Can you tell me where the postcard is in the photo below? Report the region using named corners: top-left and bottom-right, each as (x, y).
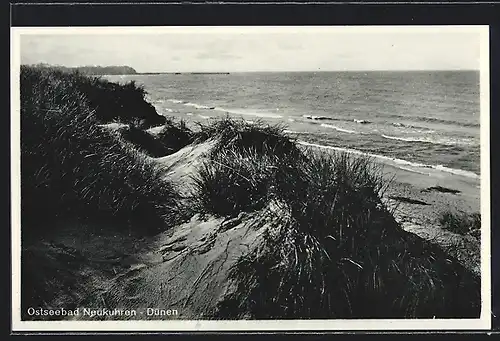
top-left (10, 25), bottom-right (491, 331)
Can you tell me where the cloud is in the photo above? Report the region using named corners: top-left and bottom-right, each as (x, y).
top-left (19, 28), bottom-right (482, 72)
top-left (196, 52), bottom-right (241, 61)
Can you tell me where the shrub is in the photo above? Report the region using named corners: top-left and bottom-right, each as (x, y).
top-left (22, 65), bottom-right (166, 127)
top-left (156, 118), bottom-right (194, 154)
top-left (438, 210), bottom-right (481, 237)
top-left (193, 149), bottom-right (280, 217)
top-left (79, 77), bottom-right (166, 128)
top-left (194, 117), bottom-right (301, 160)
top-left (116, 125), bottom-right (170, 157)
top-left (192, 118), bottom-right (306, 217)
top-left (20, 65), bottom-right (183, 235)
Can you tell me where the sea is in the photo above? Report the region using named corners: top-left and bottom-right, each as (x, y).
top-left (105, 71), bottom-right (481, 179)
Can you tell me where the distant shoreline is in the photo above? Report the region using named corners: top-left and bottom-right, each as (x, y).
top-left (137, 72), bottom-right (231, 75)
top-left (134, 70), bottom-right (478, 75)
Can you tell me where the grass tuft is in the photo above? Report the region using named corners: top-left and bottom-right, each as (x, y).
top-left (156, 117), bottom-right (195, 154)
top-left (438, 210), bottom-right (481, 238)
top-left (192, 117), bottom-right (305, 218)
top-left (115, 125), bottom-right (170, 157)
top-left (194, 116), bottom-right (301, 159)
top-left (193, 149), bottom-right (280, 217)
top-left (19, 65), bottom-right (481, 320)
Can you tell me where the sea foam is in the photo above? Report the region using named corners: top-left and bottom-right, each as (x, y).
top-left (320, 124), bottom-right (357, 134)
top-left (297, 140), bottom-right (479, 179)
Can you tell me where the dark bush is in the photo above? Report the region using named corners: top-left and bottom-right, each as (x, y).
top-left (20, 65), bottom-right (183, 234)
top-left (438, 210), bottom-right (481, 237)
top-left (116, 125), bottom-right (170, 157)
top-left (156, 118), bottom-right (194, 154)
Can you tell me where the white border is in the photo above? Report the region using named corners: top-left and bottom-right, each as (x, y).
top-left (10, 25), bottom-right (491, 332)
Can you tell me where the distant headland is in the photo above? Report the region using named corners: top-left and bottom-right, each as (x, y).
top-left (27, 64), bottom-right (232, 76)
top-left (29, 63), bottom-right (138, 75)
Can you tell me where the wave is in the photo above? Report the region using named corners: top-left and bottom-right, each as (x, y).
top-left (167, 99), bottom-right (185, 104)
top-left (320, 124), bottom-right (357, 134)
top-left (433, 165), bottom-right (480, 178)
top-left (198, 115), bottom-right (211, 119)
top-left (302, 115), bottom-right (331, 121)
top-left (380, 112), bottom-right (479, 128)
top-left (386, 114), bottom-right (479, 128)
top-left (184, 102), bottom-right (216, 110)
top-left (296, 140), bottom-right (479, 179)
top-left (381, 134), bottom-right (474, 146)
top-left (415, 116), bottom-right (480, 128)
top-left (220, 108), bottom-right (284, 119)
top-left (283, 130), bottom-right (305, 134)
top-left (392, 122), bottom-right (416, 128)
top-left (168, 100), bottom-right (284, 119)
top-left (392, 165), bottom-right (431, 176)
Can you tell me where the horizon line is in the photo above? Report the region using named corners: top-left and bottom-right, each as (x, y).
top-left (23, 63), bottom-right (479, 74)
top-left (135, 69), bottom-right (480, 73)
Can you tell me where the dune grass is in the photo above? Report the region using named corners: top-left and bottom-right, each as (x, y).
top-left (194, 117), bottom-right (301, 159)
top-left (114, 117), bottom-right (194, 158)
top-left (20, 65), bottom-right (189, 318)
top-left (23, 65), bottom-right (166, 128)
top-left (115, 124), bottom-right (171, 157)
top-left (214, 150), bottom-right (480, 319)
top-left (192, 117), bottom-right (306, 217)
top-left (20, 65), bottom-right (183, 235)
top-left (438, 209), bottom-right (481, 238)
top-left (193, 149), bottom-right (280, 217)
top-left (188, 118), bottom-right (481, 319)
top-left (156, 117), bottom-right (195, 153)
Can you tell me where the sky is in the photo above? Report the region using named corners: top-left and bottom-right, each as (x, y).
top-left (18, 27), bottom-right (483, 73)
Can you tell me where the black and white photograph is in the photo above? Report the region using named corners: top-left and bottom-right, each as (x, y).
top-left (10, 25), bottom-right (491, 331)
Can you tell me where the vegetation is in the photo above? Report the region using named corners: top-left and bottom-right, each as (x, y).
top-left (438, 209), bottom-right (481, 238)
top-left (31, 63), bottom-right (138, 75)
top-left (114, 117), bottom-right (194, 157)
top-left (157, 118), bottom-right (195, 153)
top-left (187, 118), bottom-right (481, 319)
top-left (192, 117), bottom-right (306, 217)
top-left (20, 65), bottom-right (183, 235)
top-left (115, 124), bottom-right (170, 157)
top-left (194, 117), bottom-right (301, 159)
top-left (20, 65), bottom-right (191, 317)
top-left (24, 65), bottom-right (165, 127)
